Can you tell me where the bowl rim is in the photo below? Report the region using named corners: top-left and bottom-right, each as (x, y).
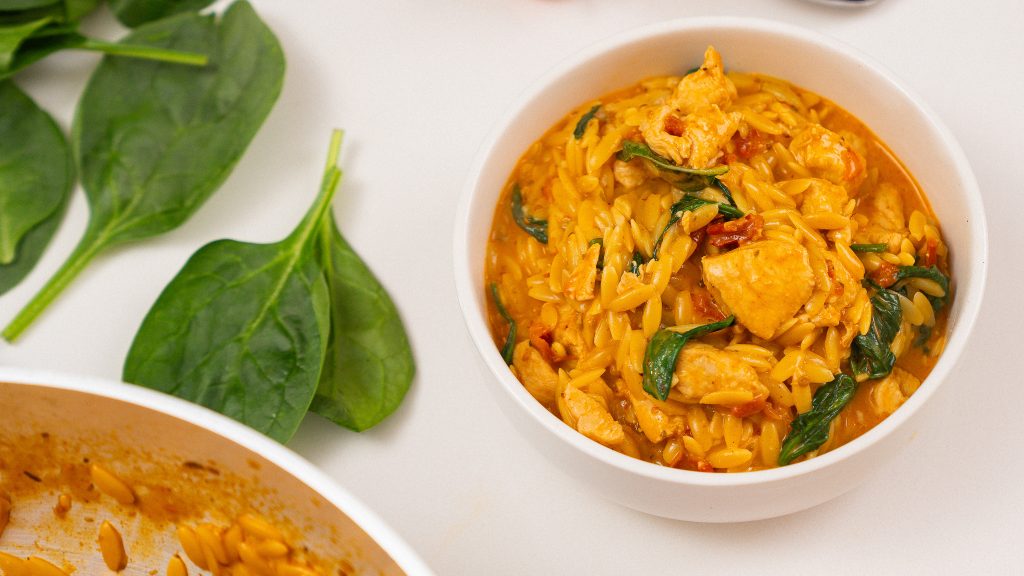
top-left (453, 16), bottom-right (988, 488)
top-left (0, 366), bottom-right (435, 576)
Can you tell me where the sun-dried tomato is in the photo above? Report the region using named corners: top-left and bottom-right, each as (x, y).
top-left (691, 290), bottom-right (725, 322)
top-left (922, 238), bottom-right (939, 267)
top-left (664, 114), bottom-right (686, 137)
top-left (707, 214), bottom-right (764, 249)
top-left (529, 321), bottom-right (554, 363)
top-left (734, 128), bottom-right (770, 160)
top-left (869, 260), bottom-right (900, 288)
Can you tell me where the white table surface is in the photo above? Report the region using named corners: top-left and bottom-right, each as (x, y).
top-left (4, 0), bottom-right (1023, 574)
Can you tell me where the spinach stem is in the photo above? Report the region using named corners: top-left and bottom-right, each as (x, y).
top-left (77, 39), bottom-right (209, 66)
top-left (2, 234), bottom-right (105, 342)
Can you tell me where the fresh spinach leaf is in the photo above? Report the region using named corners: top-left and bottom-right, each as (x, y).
top-left (850, 243), bottom-right (887, 253)
top-left (0, 200), bottom-right (65, 295)
top-left (124, 132), bottom-right (343, 443)
top-left (778, 373), bottom-right (856, 465)
top-left (850, 288), bottom-right (902, 379)
top-left (489, 283), bottom-right (516, 365)
top-left (712, 177), bottom-right (735, 207)
top-left (309, 214), bottom-right (415, 432)
top-left (0, 16), bottom-right (49, 70)
top-left (0, 81), bottom-right (71, 269)
top-left (109, 0), bottom-right (216, 28)
top-left (4, 0), bottom-right (284, 341)
top-left (510, 184), bottom-right (548, 244)
top-left (894, 265), bottom-right (949, 312)
top-left (573, 104), bottom-right (599, 140)
top-left (913, 323), bottom-right (933, 353)
top-left (618, 140), bottom-right (729, 177)
top-left (642, 316), bottom-right (735, 401)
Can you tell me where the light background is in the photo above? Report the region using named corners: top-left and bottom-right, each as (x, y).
top-left (4, 0), bottom-right (1022, 574)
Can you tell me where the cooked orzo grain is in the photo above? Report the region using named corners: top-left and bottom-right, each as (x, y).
top-left (485, 46), bottom-right (951, 471)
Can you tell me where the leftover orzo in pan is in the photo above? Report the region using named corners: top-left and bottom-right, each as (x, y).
top-left (485, 46), bottom-right (951, 472)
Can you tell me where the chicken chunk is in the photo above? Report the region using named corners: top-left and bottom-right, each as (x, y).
top-left (560, 382), bottom-right (625, 447)
top-left (853, 183), bottom-right (906, 247)
top-left (670, 45), bottom-right (738, 115)
top-left (513, 341), bottom-right (557, 407)
top-left (564, 243), bottom-right (601, 301)
top-left (869, 366), bottom-right (922, 417)
top-left (672, 343), bottom-right (768, 402)
top-left (701, 240), bottom-right (814, 339)
top-left (789, 124), bottom-right (865, 190)
top-left (807, 252), bottom-right (861, 327)
top-left (800, 179), bottom-right (850, 218)
top-left (629, 392), bottom-right (686, 443)
top-left (640, 105), bottom-right (740, 168)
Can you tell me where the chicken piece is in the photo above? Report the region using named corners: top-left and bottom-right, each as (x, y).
top-left (869, 366), bottom-right (922, 417)
top-left (800, 179), bottom-right (850, 218)
top-left (560, 382), bottom-right (625, 447)
top-left (553, 308), bottom-right (585, 359)
top-left (629, 392), bottom-right (686, 443)
top-left (853, 183), bottom-right (906, 247)
top-left (564, 242), bottom-right (601, 301)
top-left (613, 158), bottom-right (649, 188)
top-left (640, 104), bottom-right (740, 168)
top-left (672, 343), bottom-right (768, 402)
top-left (513, 341), bottom-right (558, 407)
top-left (670, 45), bottom-right (738, 115)
top-left (701, 240), bottom-right (814, 339)
top-left (789, 124), bottom-right (866, 190)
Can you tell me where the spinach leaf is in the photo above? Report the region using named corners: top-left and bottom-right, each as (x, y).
top-left (628, 250), bottom-right (644, 276)
top-left (778, 373), bottom-right (856, 465)
top-left (4, 0), bottom-right (284, 341)
top-left (0, 1), bottom-right (59, 9)
top-left (0, 200), bottom-right (65, 295)
top-left (642, 316), bottom-right (735, 401)
top-left (0, 16), bottom-right (49, 70)
top-left (124, 132), bottom-right (343, 443)
top-left (651, 195), bottom-right (742, 259)
top-left (894, 265), bottom-right (949, 312)
top-left (510, 184), bottom-right (548, 244)
top-left (109, 0), bottom-right (216, 28)
top-left (618, 140), bottom-right (729, 177)
top-left (850, 288), bottom-right (902, 379)
top-left (308, 214), bottom-right (415, 432)
top-left (0, 81), bottom-right (71, 268)
top-left (850, 243), bottom-right (887, 253)
top-left (489, 283), bottom-right (516, 365)
top-left (573, 104), bottom-right (599, 140)
top-left (712, 177), bottom-right (735, 207)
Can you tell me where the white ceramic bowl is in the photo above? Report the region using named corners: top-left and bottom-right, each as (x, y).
top-left (454, 17), bottom-right (987, 522)
top-left (0, 367), bottom-right (434, 574)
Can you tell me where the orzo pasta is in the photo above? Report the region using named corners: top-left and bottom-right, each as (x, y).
top-left (485, 46), bottom-right (951, 472)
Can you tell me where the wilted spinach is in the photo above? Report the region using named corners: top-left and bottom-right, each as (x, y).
top-left (309, 214), bottom-right (415, 432)
top-left (650, 194), bottom-right (742, 259)
top-left (126, 131), bottom-right (416, 441)
top-left (777, 373), bottom-right (856, 465)
top-left (573, 104), bottom-right (599, 140)
top-left (617, 140), bottom-right (729, 177)
top-left (511, 184), bottom-right (548, 244)
top-left (0, 81), bottom-right (71, 276)
top-left (894, 265), bottom-right (949, 312)
top-left (850, 243), bottom-right (887, 253)
top-left (489, 283), bottom-right (516, 365)
top-left (3, 0), bottom-right (284, 341)
top-left (108, 0), bottom-right (215, 27)
top-left (850, 287), bottom-right (902, 380)
top-left (642, 316), bottom-right (735, 401)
